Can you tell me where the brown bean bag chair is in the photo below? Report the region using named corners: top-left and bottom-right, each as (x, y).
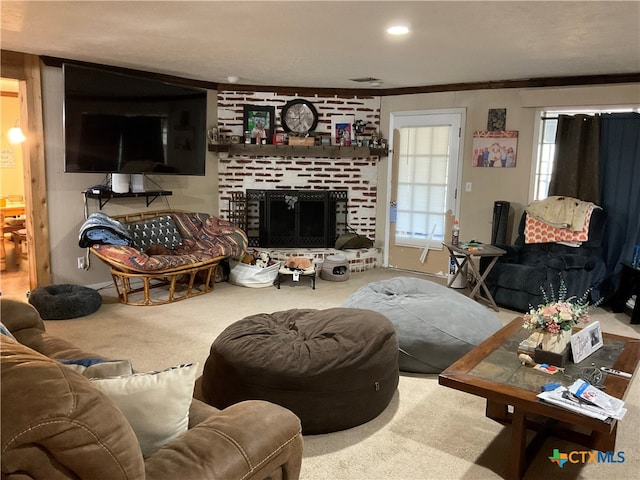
top-left (201, 308), bottom-right (399, 434)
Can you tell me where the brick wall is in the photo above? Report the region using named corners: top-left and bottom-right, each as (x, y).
top-left (216, 91), bottom-right (381, 240)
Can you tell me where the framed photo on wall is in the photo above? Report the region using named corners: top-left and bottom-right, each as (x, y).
top-left (331, 115), bottom-right (355, 146)
top-left (471, 130), bottom-right (518, 167)
top-left (243, 105), bottom-right (275, 144)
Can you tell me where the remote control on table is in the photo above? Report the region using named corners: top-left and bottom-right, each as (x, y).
top-left (600, 366), bottom-right (632, 378)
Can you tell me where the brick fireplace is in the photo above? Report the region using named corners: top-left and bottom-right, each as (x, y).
top-left (243, 189), bottom-right (348, 248)
top-left (216, 90), bottom-right (383, 269)
top-left (216, 91), bottom-right (382, 238)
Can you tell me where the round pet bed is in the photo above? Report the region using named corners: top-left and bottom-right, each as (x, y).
top-left (28, 284), bottom-right (102, 320)
top-left (320, 254), bottom-right (350, 282)
top-left (201, 308), bottom-right (399, 434)
top-left (341, 277), bottom-right (502, 374)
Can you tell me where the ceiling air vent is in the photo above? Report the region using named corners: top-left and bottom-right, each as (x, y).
top-left (350, 77), bottom-right (382, 83)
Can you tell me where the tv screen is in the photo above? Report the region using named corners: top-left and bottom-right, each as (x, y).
top-left (63, 63), bottom-right (207, 175)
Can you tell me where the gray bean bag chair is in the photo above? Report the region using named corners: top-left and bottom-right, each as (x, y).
top-left (342, 277), bottom-right (502, 373)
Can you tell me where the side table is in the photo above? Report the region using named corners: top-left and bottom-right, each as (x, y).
top-left (611, 263), bottom-right (640, 324)
top-left (443, 242), bottom-right (506, 311)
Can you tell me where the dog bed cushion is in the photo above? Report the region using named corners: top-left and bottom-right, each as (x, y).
top-left (28, 284), bottom-right (102, 320)
top-left (341, 277), bottom-right (502, 373)
top-left (201, 308), bottom-right (399, 434)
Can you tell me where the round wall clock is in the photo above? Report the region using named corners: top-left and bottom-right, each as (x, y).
top-left (281, 99), bottom-right (319, 135)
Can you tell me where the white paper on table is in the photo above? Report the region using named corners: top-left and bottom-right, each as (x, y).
top-left (568, 379), bottom-right (626, 420)
top-left (538, 387), bottom-right (613, 421)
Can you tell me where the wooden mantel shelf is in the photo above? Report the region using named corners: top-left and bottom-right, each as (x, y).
top-left (208, 143), bottom-right (388, 157)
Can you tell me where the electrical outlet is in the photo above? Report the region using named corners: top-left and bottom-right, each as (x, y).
top-left (465, 182), bottom-right (472, 192)
top-left (77, 257), bottom-right (86, 269)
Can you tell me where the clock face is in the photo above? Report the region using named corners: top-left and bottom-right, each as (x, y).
top-left (281, 100), bottom-right (318, 134)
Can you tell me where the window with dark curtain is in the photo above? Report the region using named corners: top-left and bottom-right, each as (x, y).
top-left (548, 114), bottom-right (600, 203)
top-left (547, 112), bottom-right (640, 300)
top-left (599, 112), bottom-right (640, 298)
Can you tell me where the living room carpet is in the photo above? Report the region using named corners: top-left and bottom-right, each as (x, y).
top-left (22, 268), bottom-right (640, 480)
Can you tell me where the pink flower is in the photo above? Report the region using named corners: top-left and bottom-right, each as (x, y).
top-left (522, 280), bottom-right (598, 333)
top-left (545, 322), bottom-right (561, 333)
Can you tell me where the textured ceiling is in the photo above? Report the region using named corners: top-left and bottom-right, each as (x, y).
top-left (1, 1), bottom-right (639, 89)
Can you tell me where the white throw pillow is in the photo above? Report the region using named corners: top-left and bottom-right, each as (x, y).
top-left (91, 363), bottom-right (198, 457)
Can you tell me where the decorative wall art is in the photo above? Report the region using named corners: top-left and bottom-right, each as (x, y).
top-left (331, 115), bottom-right (355, 146)
top-left (472, 130), bottom-right (518, 168)
top-left (243, 105), bottom-right (275, 144)
top-left (487, 108), bottom-right (507, 131)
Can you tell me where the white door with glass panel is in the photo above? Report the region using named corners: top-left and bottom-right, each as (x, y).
top-left (385, 110), bottom-right (464, 270)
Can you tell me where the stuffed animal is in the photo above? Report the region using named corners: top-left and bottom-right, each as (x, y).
top-left (285, 255), bottom-right (312, 271)
top-left (255, 251), bottom-right (271, 268)
top-left (241, 253), bottom-right (255, 265)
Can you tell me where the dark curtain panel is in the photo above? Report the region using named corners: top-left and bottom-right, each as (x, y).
top-left (599, 112), bottom-right (640, 298)
top-left (548, 114), bottom-right (600, 203)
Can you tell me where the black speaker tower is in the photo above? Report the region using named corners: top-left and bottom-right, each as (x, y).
top-left (491, 201), bottom-right (510, 245)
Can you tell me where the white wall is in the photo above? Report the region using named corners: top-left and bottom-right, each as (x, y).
top-left (42, 65), bottom-right (220, 286)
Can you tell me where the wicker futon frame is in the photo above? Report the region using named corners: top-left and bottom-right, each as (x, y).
top-left (90, 210), bottom-right (224, 306)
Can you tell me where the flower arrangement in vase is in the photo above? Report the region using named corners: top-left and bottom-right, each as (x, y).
top-left (523, 278), bottom-right (597, 358)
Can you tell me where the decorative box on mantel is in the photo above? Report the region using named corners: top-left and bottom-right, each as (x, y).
top-left (288, 136), bottom-right (315, 146)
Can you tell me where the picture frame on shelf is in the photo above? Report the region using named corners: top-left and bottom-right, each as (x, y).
top-left (273, 132), bottom-right (286, 145)
top-left (331, 115), bottom-right (355, 146)
top-left (243, 105), bottom-right (275, 144)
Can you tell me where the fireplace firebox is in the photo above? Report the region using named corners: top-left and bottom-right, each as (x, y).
top-left (232, 190), bottom-right (348, 248)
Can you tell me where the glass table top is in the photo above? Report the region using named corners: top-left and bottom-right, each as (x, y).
top-left (468, 327), bottom-right (624, 393)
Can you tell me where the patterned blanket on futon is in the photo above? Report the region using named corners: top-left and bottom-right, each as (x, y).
top-left (91, 212), bottom-right (247, 272)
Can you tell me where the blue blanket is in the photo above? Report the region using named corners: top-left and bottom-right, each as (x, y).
top-left (78, 212), bottom-right (133, 248)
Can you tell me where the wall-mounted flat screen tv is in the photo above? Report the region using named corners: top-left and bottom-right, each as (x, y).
top-left (63, 63), bottom-right (207, 175)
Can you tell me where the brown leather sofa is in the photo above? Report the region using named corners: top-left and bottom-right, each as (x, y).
top-left (0, 299), bottom-right (303, 480)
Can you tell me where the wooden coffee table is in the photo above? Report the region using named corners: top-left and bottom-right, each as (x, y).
top-left (439, 317), bottom-right (639, 480)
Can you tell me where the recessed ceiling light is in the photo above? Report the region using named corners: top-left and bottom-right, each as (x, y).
top-left (226, 76), bottom-right (239, 83)
top-left (387, 25), bottom-right (409, 35)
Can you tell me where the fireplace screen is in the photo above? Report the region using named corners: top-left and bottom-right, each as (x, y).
top-left (240, 189), bottom-right (348, 248)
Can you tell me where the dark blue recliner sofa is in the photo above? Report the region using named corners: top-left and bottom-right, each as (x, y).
top-left (481, 208), bottom-right (607, 312)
